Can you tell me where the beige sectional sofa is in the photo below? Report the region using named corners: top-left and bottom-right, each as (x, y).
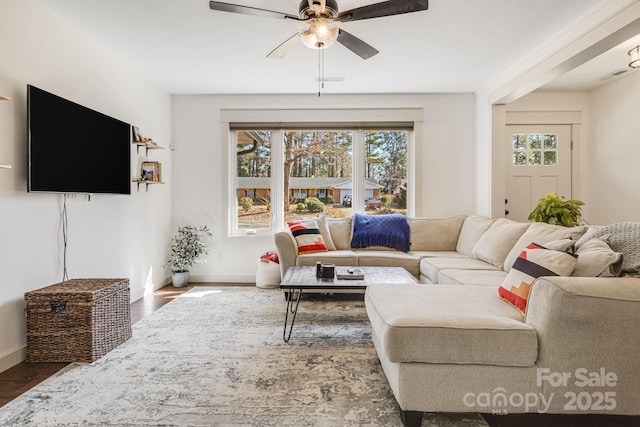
top-left (273, 214), bottom-right (640, 426)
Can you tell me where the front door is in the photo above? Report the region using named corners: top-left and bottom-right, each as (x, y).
top-left (505, 125), bottom-right (572, 222)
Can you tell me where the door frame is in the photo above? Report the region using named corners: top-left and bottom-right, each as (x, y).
top-left (492, 110), bottom-right (584, 219)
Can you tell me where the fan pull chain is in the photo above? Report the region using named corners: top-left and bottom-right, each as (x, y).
top-left (318, 47), bottom-right (322, 97)
top-left (322, 49), bottom-right (325, 91)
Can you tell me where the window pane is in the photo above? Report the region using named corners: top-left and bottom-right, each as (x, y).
top-left (235, 131), bottom-right (272, 231)
top-left (513, 151), bottom-right (526, 165)
top-left (528, 134), bottom-right (542, 149)
top-left (543, 134), bottom-right (557, 149)
top-left (528, 151), bottom-right (541, 165)
top-left (543, 151), bottom-right (557, 165)
top-left (283, 130), bottom-right (353, 222)
top-left (363, 131), bottom-right (408, 216)
top-left (513, 134), bottom-right (526, 150)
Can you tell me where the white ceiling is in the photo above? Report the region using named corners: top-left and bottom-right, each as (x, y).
top-left (37, 0), bottom-right (637, 95)
top-left (539, 32), bottom-right (640, 92)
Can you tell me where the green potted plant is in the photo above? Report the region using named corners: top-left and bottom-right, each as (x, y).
top-left (528, 191), bottom-right (585, 227)
top-left (165, 225), bottom-right (212, 287)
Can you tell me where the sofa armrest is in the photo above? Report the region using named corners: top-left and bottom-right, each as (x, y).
top-left (524, 276), bottom-right (640, 413)
top-left (274, 230), bottom-right (298, 278)
top-left (526, 277), bottom-right (640, 358)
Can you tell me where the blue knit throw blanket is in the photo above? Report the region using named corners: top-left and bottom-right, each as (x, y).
top-left (350, 213), bottom-right (410, 252)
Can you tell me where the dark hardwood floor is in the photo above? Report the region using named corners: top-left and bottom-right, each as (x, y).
top-left (0, 283), bottom-right (194, 408)
top-left (1, 284), bottom-right (637, 427)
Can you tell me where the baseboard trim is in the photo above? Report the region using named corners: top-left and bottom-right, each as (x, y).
top-left (0, 346), bottom-right (26, 373)
top-left (130, 277), bottom-right (173, 302)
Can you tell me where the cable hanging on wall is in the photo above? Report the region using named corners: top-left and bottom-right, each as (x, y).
top-left (62, 194), bottom-right (69, 281)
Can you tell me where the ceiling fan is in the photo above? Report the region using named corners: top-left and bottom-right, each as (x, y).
top-left (208, 0), bottom-right (429, 59)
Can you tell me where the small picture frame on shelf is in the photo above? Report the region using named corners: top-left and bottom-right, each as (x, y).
top-left (132, 126), bottom-right (141, 143)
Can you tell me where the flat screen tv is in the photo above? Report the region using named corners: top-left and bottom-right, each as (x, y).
top-left (28, 85), bottom-right (131, 195)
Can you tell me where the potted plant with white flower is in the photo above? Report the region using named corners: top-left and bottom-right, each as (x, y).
top-left (165, 225), bottom-right (212, 287)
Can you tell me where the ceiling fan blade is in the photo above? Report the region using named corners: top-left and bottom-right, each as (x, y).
top-left (266, 34), bottom-right (301, 58)
top-left (337, 29), bottom-right (379, 59)
top-left (338, 0), bottom-right (428, 22)
top-left (209, 1), bottom-right (300, 21)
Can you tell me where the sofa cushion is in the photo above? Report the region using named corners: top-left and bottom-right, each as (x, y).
top-left (456, 215), bottom-right (495, 257)
top-left (438, 269), bottom-right (507, 287)
top-left (309, 215), bottom-right (336, 251)
top-left (297, 250), bottom-right (358, 267)
top-left (503, 222), bottom-right (586, 273)
top-left (408, 215), bottom-right (466, 251)
top-left (499, 243), bottom-right (577, 313)
top-left (472, 218), bottom-right (530, 269)
top-left (290, 216), bottom-right (336, 251)
top-left (288, 220), bottom-right (328, 254)
top-left (576, 222), bottom-right (640, 273)
top-left (410, 250), bottom-right (468, 259)
top-left (327, 217), bottom-right (352, 250)
top-left (355, 251), bottom-right (421, 277)
top-left (572, 235), bottom-right (623, 277)
top-left (365, 284), bottom-right (538, 366)
top-left (420, 257), bottom-right (499, 284)
top-left (351, 213), bottom-right (410, 252)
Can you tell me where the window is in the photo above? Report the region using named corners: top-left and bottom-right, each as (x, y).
top-left (227, 117), bottom-right (415, 236)
top-left (363, 130), bottom-right (408, 215)
top-left (512, 133), bottom-right (558, 166)
top-left (292, 189), bottom-right (308, 201)
top-left (284, 130), bottom-right (353, 222)
top-left (235, 131), bottom-right (272, 231)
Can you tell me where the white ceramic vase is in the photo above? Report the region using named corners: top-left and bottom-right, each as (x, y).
top-left (172, 271), bottom-right (189, 288)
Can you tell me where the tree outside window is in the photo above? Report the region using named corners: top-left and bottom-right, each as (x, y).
top-left (232, 128), bottom-right (409, 233)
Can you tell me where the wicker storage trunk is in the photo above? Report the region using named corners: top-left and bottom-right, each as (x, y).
top-left (25, 278), bottom-right (132, 363)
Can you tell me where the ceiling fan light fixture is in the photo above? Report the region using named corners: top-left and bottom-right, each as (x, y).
top-left (299, 18), bottom-right (339, 49)
top-left (629, 45), bottom-right (640, 68)
top-left (298, 0), bottom-right (338, 19)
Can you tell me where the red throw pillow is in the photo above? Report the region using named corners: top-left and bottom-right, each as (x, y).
top-left (288, 220), bottom-right (328, 255)
top-left (499, 243), bottom-right (577, 313)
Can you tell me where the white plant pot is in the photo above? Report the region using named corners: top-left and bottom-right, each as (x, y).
top-left (172, 271), bottom-right (190, 288)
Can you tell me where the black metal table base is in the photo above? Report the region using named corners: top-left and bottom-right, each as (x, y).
top-left (283, 289), bottom-right (302, 342)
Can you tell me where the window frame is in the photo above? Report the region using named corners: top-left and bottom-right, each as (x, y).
top-left (222, 108), bottom-right (421, 237)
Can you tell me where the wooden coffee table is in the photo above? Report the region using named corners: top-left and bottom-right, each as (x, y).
top-left (280, 266), bottom-right (419, 342)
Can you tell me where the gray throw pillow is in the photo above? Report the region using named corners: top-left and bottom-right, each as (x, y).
top-left (572, 235), bottom-right (623, 277)
top-left (576, 222), bottom-right (640, 273)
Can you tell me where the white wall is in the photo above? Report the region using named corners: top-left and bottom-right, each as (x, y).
top-left (587, 71), bottom-right (640, 224)
top-left (171, 93), bottom-right (475, 282)
top-left (0, 0), bottom-right (172, 370)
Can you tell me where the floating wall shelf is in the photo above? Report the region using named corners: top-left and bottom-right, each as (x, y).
top-left (133, 141), bottom-right (164, 155)
top-left (132, 137), bottom-right (163, 191)
top-left (0, 95), bottom-right (10, 101)
top-left (132, 179), bottom-right (164, 192)
top-left (0, 165), bottom-right (12, 169)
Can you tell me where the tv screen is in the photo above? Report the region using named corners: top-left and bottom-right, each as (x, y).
top-left (28, 85), bottom-right (131, 195)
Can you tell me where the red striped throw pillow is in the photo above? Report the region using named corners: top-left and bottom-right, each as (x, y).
top-left (288, 220), bottom-right (328, 255)
top-left (499, 243), bottom-right (577, 313)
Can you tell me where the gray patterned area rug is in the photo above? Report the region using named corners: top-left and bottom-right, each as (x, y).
top-left (0, 286), bottom-right (488, 427)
